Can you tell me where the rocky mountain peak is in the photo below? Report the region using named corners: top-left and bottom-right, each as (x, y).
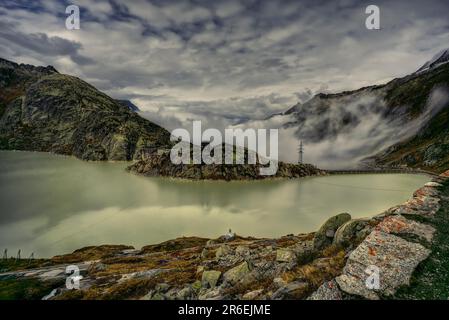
top-left (416, 48), bottom-right (449, 73)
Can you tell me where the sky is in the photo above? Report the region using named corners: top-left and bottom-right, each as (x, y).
top-left (1, 0), bottom-right (449, 134)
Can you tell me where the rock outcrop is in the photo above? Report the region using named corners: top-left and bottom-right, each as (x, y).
top-left (127, 147), bottom-right (326, 180)
top-left (313, 213), bottom-right (351, 250)
top-left (309, 171), bottom-right (448, 300)
top-left (0, 58), bottom-right (171, 160)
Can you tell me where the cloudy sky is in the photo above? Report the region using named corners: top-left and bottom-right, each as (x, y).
top-left (1, 0), bottom-right (449, 133)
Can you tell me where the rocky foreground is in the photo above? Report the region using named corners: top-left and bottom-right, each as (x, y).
top-left (1, 171), bottom-right (448, 300)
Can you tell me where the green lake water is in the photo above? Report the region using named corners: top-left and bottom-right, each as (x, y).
top-left (0, 151), bottom-right (430, 258)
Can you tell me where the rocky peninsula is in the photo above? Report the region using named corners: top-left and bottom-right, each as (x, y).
top-left (1, 170), bottom-right (448, 300)
top-left (127, 147), bottom-right (325, 180)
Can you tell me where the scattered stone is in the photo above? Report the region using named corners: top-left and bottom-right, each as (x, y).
top-left (223, 261), bottom-right (251, 284)
top-left (201, 270), bottom-right (222, 288)
top-left (92, 262), bottom-right (106, 272)
top-left (176, 286), bottom-right (192, 300)
top-left (307, 280), bottom-right (343, 300)
top-left (196, 266), bottom-right (204, 275)
top-left (424, 182), bottom-right (443, 188)
top-left (119, 269), bottom-right (165, 283)
top-left (292, 241), bottom-right (316, 265)
top-left (150, 292), bottom-right (165, 300)
top-left (235, 245), bottom-right (250, 256)
top-left (198, 288), bottom-right (223, 300)
top-left (205, 240), bottom-right (216, 247)
top-left (271, 281), bottom-right (309, 299)
top-left (201, 248), bottom-right (209, 259)
top-left (242, 289), bottom-right (264, 300)
top-left (155, 283), bottom-right (170, 293)
top-left (191, 280), bottom-right (202, 292)
top-left (276, 248), bottom-right (296, 263)
top-left (273, 277), bottom-right (287, 288)
top-left (42, 289), bottom-right (59, 300)
top-left (215, 244), bottom-right (232, 259)
top-left (314, 213), bottom-right (351, 250)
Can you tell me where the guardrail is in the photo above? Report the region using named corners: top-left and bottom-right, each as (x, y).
top-left (328, 169), bottom-right (437, 176)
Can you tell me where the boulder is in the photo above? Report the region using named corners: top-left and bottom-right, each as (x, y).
top-left (215, 244), bottom-right (232, 259)
top-left (271, 281), bottom-right (309, 299)
top-left (176, 286), bottom-right (192, 300)
top-left (235, 245), bottom-right (250, 256)
top-left (335, 230), bottom-right (431, 299)
top-left (307, 280), bottom-right (343, 300)
top-left (191, 280), bottom-right (202, 292)
top-left (333, 219), bottom-right (370, 247)
top-left (201, 248), bottom-right (209, 259)
top-left (198, 288), bottom-right (223, 300)
top-left (292, 241), bottom-right (316, 265)
top-left (242, 289), bottom-right (264, 300)
top-left (276, 248), bottom-right (296, 263)
top-left (223, 261), bottom-right (251, 284)
top-left (201, 270), bottom-right (222, 288)
top-left (196, 266), bottom-right (205, 275)
top-left (313, 213), bottom-right (351, 250)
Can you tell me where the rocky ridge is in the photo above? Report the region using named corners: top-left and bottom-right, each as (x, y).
top-left (127, 146), bottom-right (326, 180)
top-left (309, 171), bottom-right (449, 299)
top-left (0, 58), bottom-right (171, 161)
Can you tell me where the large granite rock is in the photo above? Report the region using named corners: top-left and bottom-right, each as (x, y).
top-left (223, 261), bottom-right (251, 284)
top-left (333, 219), bottom-right (371, 247)
top-left (313, 213), bottom-right (351, 250)
top-left (335, 230), bottom-right (431, 299)
top-left (307, 280), bottom-right (343, 300)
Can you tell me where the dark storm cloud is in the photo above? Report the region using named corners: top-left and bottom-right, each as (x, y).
top-left (0, 21), bottom-right (94, 65)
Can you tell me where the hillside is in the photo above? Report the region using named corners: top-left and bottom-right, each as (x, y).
top-left (262, 50), bottom-right (449, 172)
top-left (0, 58), bottom-right (171, 161)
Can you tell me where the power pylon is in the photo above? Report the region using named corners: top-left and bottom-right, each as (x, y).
top-left (298, 140), bottom-right (304, 164)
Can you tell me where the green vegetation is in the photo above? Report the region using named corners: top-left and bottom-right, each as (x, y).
top-left (394, 180), bottom-right (449, 299)
top-left (0, 259), bottom-right (52, 273)
top-left (0, 278), bottom-right (63, 300)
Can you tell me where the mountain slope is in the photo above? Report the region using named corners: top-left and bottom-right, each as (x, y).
top-left (0, 58), bottom-right (171, 160)
top-left (259, 50), bottom-right (449, 172)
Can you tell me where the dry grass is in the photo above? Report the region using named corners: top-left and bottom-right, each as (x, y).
top-left (281, 247), bottom-right (346, 291)
top-left (52, 245), bottom-right (134, 264)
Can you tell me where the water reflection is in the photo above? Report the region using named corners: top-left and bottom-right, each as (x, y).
top-left (0, 151), bottom-right (429, 257)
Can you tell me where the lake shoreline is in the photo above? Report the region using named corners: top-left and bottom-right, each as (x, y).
top-left (1, 170), bottom-right (448, 300)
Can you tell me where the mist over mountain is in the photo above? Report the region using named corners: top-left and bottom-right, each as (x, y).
top-left (236, 50), bottom-right (449, 171)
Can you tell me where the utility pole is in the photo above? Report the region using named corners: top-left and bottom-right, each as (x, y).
top-left (298, 140), bottom-right (304, 164)
top-left (28, 252), bottom-right (34, 265)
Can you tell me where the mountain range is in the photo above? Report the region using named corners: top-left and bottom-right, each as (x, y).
top-left (0, 58), bottom-right (170, 161)
top-left (0, 50), bottom-right (448, 173)
top-left (257, 49), bottom-right (449, 172)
